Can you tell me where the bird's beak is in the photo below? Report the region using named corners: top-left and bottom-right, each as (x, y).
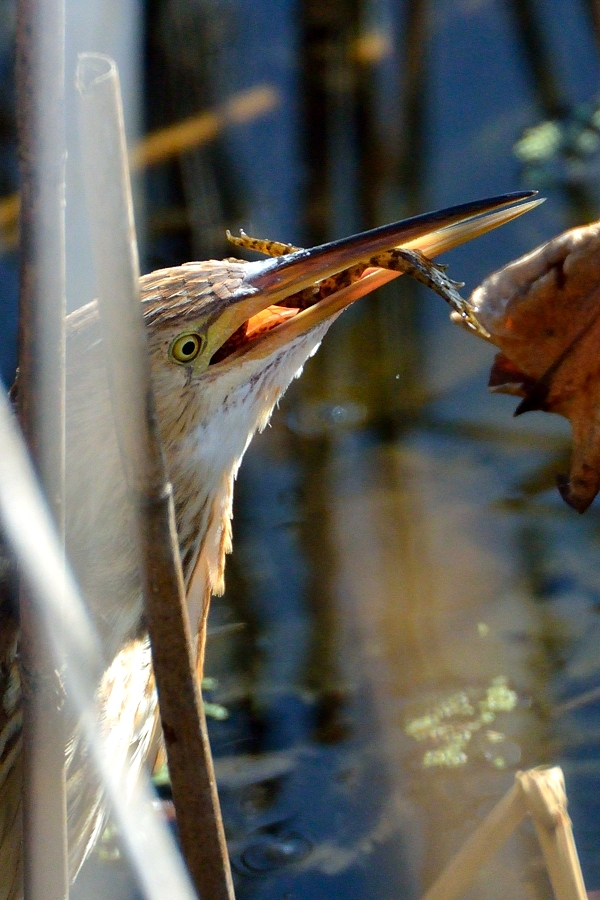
top-left (209, 191), bottom-right (543, 366)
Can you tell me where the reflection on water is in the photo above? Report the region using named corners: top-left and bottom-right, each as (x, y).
top-left (235, 831), bottom-right (313, 875)
top-left (206, 401), bottom-right (600, 899)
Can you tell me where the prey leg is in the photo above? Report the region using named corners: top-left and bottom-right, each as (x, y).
top-left (368, 247), bottom-right (490, 339)
top-left (226, 229), bottom-right (300, 258)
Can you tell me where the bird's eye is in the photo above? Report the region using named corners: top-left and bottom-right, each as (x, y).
top-left (170, 333), bottom-right (204, 364)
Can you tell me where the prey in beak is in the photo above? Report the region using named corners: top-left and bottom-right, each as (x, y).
top-left (141, 190), bottom-right (543, 385)
top-left (206, 191), bottom-right (543, 368)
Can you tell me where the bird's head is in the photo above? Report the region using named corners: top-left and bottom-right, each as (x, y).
top-left (138, 192), bottom-right (540, 605)
top-left (143, 192), bottom-right (540, 432)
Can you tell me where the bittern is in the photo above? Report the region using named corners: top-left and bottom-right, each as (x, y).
top-left (0, 191), bottom-right (539, 899)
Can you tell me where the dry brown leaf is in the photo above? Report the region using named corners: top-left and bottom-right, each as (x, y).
top-left (457, 222), bottom-right (600, 512)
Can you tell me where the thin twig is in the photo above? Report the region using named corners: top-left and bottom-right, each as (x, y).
top-left (130, 85), bottom-right (278, 169)
top-left (421, 766), bottom-right (588, 900)
top-left (421, 780), bottom-right (528, 900)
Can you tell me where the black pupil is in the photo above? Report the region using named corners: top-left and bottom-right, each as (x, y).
top-left (181, 339), bottom-right (197, 357)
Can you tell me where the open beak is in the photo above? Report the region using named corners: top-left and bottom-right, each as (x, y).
top-left (209, 191), bottom-right (543, 366)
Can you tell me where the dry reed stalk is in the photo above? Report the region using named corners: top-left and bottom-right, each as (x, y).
top-left (15, 0), bottom-right (69, 895)
top-left (76, 53), bottom-right (235, 900)
top-left (421, 766), bottom-right (587, 900)
top-left (518, 767), bottom-right (587, 900)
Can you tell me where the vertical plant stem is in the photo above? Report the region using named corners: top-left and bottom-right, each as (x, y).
top-left (15, 0), bottom-right (68, 897)
top-left (76, 53), bottom-right (235, 900)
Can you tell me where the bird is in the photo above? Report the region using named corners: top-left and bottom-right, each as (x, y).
top-left (0, 191), bottom-right (539, 899)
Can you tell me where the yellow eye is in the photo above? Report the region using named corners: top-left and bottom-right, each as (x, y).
top-left (170, 333), bottom-right (204, 364)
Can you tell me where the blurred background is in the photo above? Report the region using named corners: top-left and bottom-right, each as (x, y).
top-left (3, 0), bottom-right (600, 898)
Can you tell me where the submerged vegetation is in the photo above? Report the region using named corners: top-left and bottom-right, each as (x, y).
top-left (405, 677), bottom-right (519, 769)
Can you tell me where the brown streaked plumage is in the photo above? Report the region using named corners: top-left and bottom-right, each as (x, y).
top-left (0, 192), bottom-right (540, 899)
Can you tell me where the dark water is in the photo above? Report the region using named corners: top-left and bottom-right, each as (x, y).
top-left (3, 0), bottom-right (600, 898)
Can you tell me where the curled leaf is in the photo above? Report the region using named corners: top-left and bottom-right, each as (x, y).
top-left (454, 222), bottom-right (600, 512)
